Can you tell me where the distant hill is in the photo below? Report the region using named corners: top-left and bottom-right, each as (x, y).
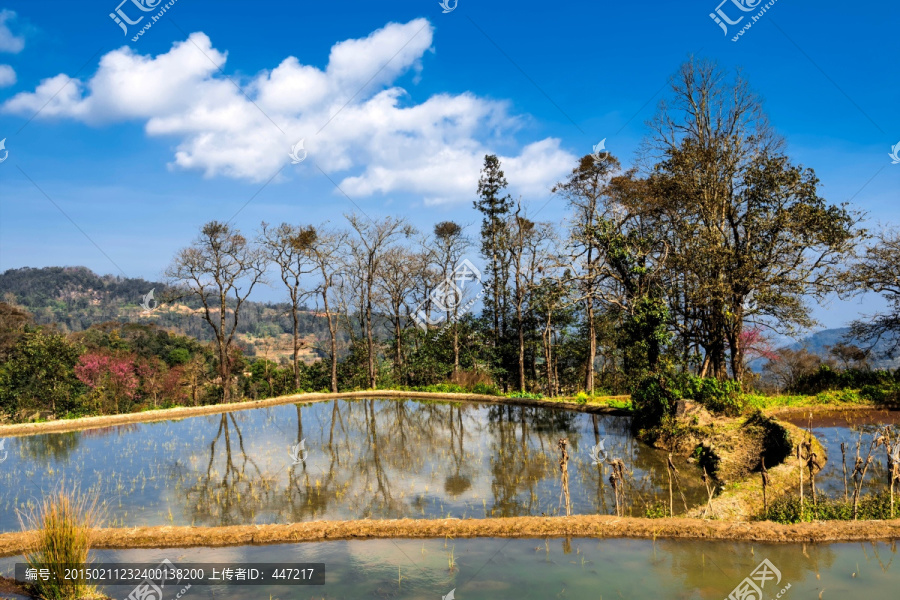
top-left (0, 266), bottom-right (336, 362)
top-left (788, 327), bottom-right (899, 370)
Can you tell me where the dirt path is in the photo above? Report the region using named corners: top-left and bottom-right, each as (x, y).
top-left (2, 515), bottom-right (899, 558)
top-left (0, 391), bottom-right (626, 437)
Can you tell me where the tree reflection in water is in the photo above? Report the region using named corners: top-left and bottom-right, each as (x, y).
top-left (161, 399), bottom-right (708, 526)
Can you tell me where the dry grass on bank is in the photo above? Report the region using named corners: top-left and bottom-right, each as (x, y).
top-left (17, 485), bottom-right (104, 600)
top-left (3, 514), bottom-right (900, 560)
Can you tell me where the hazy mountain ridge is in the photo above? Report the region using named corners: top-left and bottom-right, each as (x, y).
top-left (788, 327), bottom-right (900, 369)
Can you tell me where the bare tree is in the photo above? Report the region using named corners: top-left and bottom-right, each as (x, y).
top-left (166, 221), bottom-right (267, 402)
top-left (346, 214), bottom-right (415, 389)
top-left (376, 246), bottom-right (419, 383)
top-left (646, 58), bottom-right (858, 382)
top-left (554, 154), bottom-right (621, 392)
top-left (761, 347), bottom-right (822, 392)
top-left (259, 222), bottom-right (317, 390)
top-left (507, 201), bottom-right (554, 391)
top-left (430, 221), bottom-right (470, 372)
top-left (305, 227), bottom-right (346, 393)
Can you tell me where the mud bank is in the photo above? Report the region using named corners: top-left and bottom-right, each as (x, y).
top-left (0, 391), bottom-right (627, 437)
top-left (689, 420), bottom-right (825, 520)
top-left (2, 515), bottom-right (900, 558)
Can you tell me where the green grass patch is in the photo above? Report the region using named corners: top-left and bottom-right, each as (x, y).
top-left (742, 388), bottom-right (871, 411)
top-left (506, 391), bottom-right (544, 400)
top-left (764, 492), bottom-right (897, 523)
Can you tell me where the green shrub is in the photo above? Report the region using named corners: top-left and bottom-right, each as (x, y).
top-left (607, 398), bottom-right (633, 410)
top-left (860, 383), bottom-right (900, 405)
top-left (793, 365), bottom-right (897, 394)
top-left (575, 391), bottom-right (589, 405)
top-left (471, 382), bottom-right (501, 396)
top-left (643, 502), bottom-right (669, 518)
top-left (813, 388), bottom-right (863, 404)
top-left (683, 376), bottom-right (744, 416)
top-left (631, 373), bottom-right (681, 430)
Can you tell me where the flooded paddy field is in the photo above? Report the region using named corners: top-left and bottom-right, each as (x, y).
top-left (2, 537), bottom-right (897, 599)
top-left (0, 399), bottom-right (706, 532)
top-left (780, 409), bottom-right (900, 497)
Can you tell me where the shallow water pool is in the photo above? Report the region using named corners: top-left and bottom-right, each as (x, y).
top-left (2, 537), bottom-right (897, 599)
top-left (0, 399), bottom-right (706, 531)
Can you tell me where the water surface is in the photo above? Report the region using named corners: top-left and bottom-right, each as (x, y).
top-left (0, 399), bottom-right (706, 531)
top-left (1, 537), bottom-right (896, 599)
top-left (780, 409), bottom-right (900, 497)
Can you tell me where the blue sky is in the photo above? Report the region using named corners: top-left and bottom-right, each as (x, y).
top-left (0, 0), bottom-right (897, 330)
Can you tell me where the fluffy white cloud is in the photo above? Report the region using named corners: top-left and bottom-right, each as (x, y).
top-left (0, 9), bottom-right (24, 53)
top-left (2, 19), bottom-right (575, 204)
top-left (0, 64), bottom-right (14, 87)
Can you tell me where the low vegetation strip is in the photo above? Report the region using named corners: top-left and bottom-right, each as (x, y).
top-left (0, 391), bottom-right (627, 437)
top-left (3, 515), bottom-right (900, 557)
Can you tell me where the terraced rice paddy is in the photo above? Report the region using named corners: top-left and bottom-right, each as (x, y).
top-left (780, 409), bottom-right (900, 497)
top-left (0, 398), bottom-right (707, 532)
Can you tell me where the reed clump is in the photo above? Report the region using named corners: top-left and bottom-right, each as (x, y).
top-left (18, 484), bottom-right (104, 600)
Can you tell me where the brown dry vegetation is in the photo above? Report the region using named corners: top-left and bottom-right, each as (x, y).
top-left (3, 514), bottom-right (900, 559)
top-left (238, 332), bottom-right (319, 365)
top-left (688, 421), bottom-right (825, 520)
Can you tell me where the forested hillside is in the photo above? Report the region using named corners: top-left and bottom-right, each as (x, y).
top-left (0, 265), bottom-right (337, 358)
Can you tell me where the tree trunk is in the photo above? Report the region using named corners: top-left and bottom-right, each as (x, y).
top-left (517, 296), bottom-right (525, 392)
top-left (366, 281), bottom-right (376, 389)
top-left (218, 341), bottom-right (229, 403)
top-left (321, 278), bottom-right (339, 393)
top-left (729, 329), bottom-right (745, 387)
top-left (219, 292), bottom-right (230, 403)
top-left (586, 299), bottom-right (596, 393)
top-left (452, 303), bottom-right (460, 373)
top-left (291, 296), bottom-right (300, 391)
top-left (491, 248), bottom-right (500, 340)
top-left (394, 313), bottom-right (403, 383)
top-left (543, 319), bottom-right (553, 396)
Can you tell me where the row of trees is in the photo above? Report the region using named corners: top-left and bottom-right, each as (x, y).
top-left (5, 58), bottom-right (896, 418)
top-left (164, 59), bottom-right (888, 402)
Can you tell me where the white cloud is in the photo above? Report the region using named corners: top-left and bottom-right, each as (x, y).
top-left (0, 64), bottom-right (14, 87)
top-left (0, 10), bottom-right (24, 53)
top-left (1, 19), bottom-right (575, 204)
